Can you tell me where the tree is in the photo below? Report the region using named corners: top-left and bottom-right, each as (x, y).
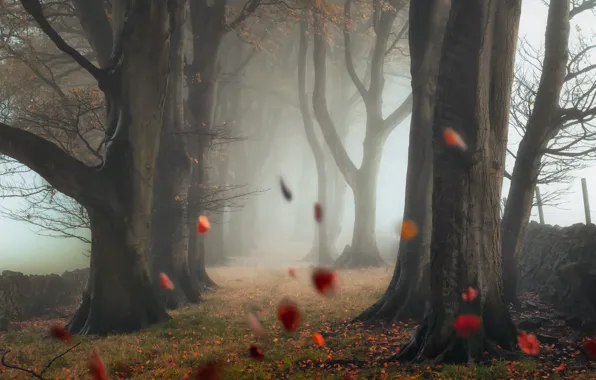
top-left (311, 0), bottom-right (413, 268)
top-left (501, 0), bottom-right (596, 304)
top-left (297, 17), bottom-right (335, 265)
top-left (393, 0), bottom-right (522, 363)
top-left (0, 0), bottom-right (182, 334)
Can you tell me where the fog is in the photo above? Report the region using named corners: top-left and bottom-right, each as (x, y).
top-left (2, 0), bottom-right (596, 275)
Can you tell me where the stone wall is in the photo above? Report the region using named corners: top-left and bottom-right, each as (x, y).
top-left (519, 221), bottom-right (596, 319)
top-left (0, 268), bottom-right (89, 327)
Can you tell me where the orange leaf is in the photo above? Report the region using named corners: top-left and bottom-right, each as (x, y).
top-left (518, 331), bottom-right (540, 355)
top-left (313, 332), bottom-right (325, 346)
top-left (400, 220), bottom-right (418, 240)
top-left (197, 215), bottom-right (210, 234)
top-left (443, 128), bottom-right (467, 151)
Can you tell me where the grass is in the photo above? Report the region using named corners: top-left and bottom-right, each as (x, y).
top-left (0, 266), bottom-right (595, 379)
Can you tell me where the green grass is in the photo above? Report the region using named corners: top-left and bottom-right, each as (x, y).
top-left (0, 266), bottom-right (594, 379)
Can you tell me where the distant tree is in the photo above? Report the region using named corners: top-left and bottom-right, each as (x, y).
top-left (312, 0), bottom-right (412, 268)
top-left (501, 0), bottom-right (596, 304)
top-left (393, 0), bottom-right (521, 363)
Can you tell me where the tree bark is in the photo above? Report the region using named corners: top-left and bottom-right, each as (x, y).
top-left (297, 19), bottom-right (335, 266)
top-left (501, 0), bottom-right (570, 304)
top-left (394, 0), bottom-right (522, 363)
top-left (151, 2), bottom-right (198, 309)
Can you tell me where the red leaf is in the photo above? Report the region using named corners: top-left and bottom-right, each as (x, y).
top-left (313, 332), bottom-right (325, 346)
top-left (454, 314), bottom-right (481, 337)
top-left (49, 324), bottom-right (73, 343)
top-left (443, 127), bottom-right (467, 151)
top-left (583, 337), bottom-right (596, 359)
top-left (277, 297), bottom-right (301, 332)
top-left (314, 203), bottom-right (322, 222)
top-left (312, 267), bottom-right (338, 296)
top-left (461, 287), bottom-right (478, 302)
top-left (197, 215), bottom-right (211, 234)
top-left (193, 360), bottom-right (224, 380)
top-left (88, 348), bottom-right (108, 380)
top-left (160, 272), bottom-right (175, 290)
top-left (518, 331), bottom-right (540, 355)
top-left (249, 345), bottom-right (265, 360)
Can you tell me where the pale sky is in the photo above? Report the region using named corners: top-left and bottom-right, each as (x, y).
top-left (1, 0), bottom-right (595, 274)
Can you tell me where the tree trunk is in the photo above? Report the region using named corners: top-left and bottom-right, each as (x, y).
top-left (151, 1), bottom-right (198, 309)
top-left (335, 132), bottom-right (386, 268)
top-left (501, 0), bottom-right (570, 305)
top-left (394, 0), bottom-right (522, 364)
top-left (297, 20), bottom-right (335, 266)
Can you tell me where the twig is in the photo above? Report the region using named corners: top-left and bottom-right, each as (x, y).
top-left (1, 342), bottom-right (82, 379)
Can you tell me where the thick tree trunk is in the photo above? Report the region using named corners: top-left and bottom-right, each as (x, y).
top-left (335, 133), bottom-right (386, 268)
top-left (68, 208), bottom-right (170, 335)
top-left (151, 2), bottom-right (198, 309)
top-left (297, 20), bottom-right (335, 266)
top-left (501, 0), bottom-right (570, 304)
top-left (394, 0), bottom-right (522, 364)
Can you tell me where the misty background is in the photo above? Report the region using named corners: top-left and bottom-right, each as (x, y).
top-left (1, 0), bottom-right (594, 274)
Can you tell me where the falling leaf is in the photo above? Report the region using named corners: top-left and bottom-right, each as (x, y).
top-left (193, 360), bottom-right (224, 380)
top-left (160, 272), bottom-right (175, 290)
top-left (454, 314), bottom-right (481, 337)
top-left (49, 324), bottom-right (73, 343)
top-left (88, 348), bottom-right (108, 380)
top-left (518, 331), bottom-right (540, 355)
top-left (443, 127), bottom-right (468, 151)
top-left (583, 337), bottom-right (596, 359)
top-left (249, 345), bottom-right (265, 360)
top-left (73, 87), bottom-right (79, 94)
top-left (461, 287), bottom-right (478, 302)
top-left (280, 177), bottom-right (292, 201)
top-left (246, 311), bottom-right (266, 338)
top-left (197, 215), bottom-right (211, 234)
top-left (288, 267), bottom-right (296, 278)
top-left (312, 267), bottom-right (338, 296)
top-left (277, 297), bottom-right (301, 332)
top-left (400, 220), bottom-right (418, 240)
top-left (313, 332), bottom-right (325, 346)
top-left (314, 203), bottom-right (322, 222)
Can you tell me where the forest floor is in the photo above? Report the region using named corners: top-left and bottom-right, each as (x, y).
top-left (1, 266), bottom-right (596, 379)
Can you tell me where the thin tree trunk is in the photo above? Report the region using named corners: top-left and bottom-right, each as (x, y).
top-left (297, 19), bottom-right (335, 266)
top-left (394, 0), bottom-right (522, 363)
top-left (501, 0), bottom-right (570, 304)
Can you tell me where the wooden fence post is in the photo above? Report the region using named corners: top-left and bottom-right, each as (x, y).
top-left (582, 177), bottom-right (591, 224)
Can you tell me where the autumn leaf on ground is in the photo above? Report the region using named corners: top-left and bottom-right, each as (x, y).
top-left (518, 331), bottom-right (540, 355)
top-left (277, 297), bottom-right (301, 332)
top-left (454, 314), bottom-right (481, 337)
top-left (197, 215), bottom-right (210, 234)
top-left (312, 267), bottom-right (338, 296)
top-left (160, 272), bottom-right (175, 290)
top-left (49, 324), bottom-right (73, 343)
top-left (443, 127), bottom-right (467, 151)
